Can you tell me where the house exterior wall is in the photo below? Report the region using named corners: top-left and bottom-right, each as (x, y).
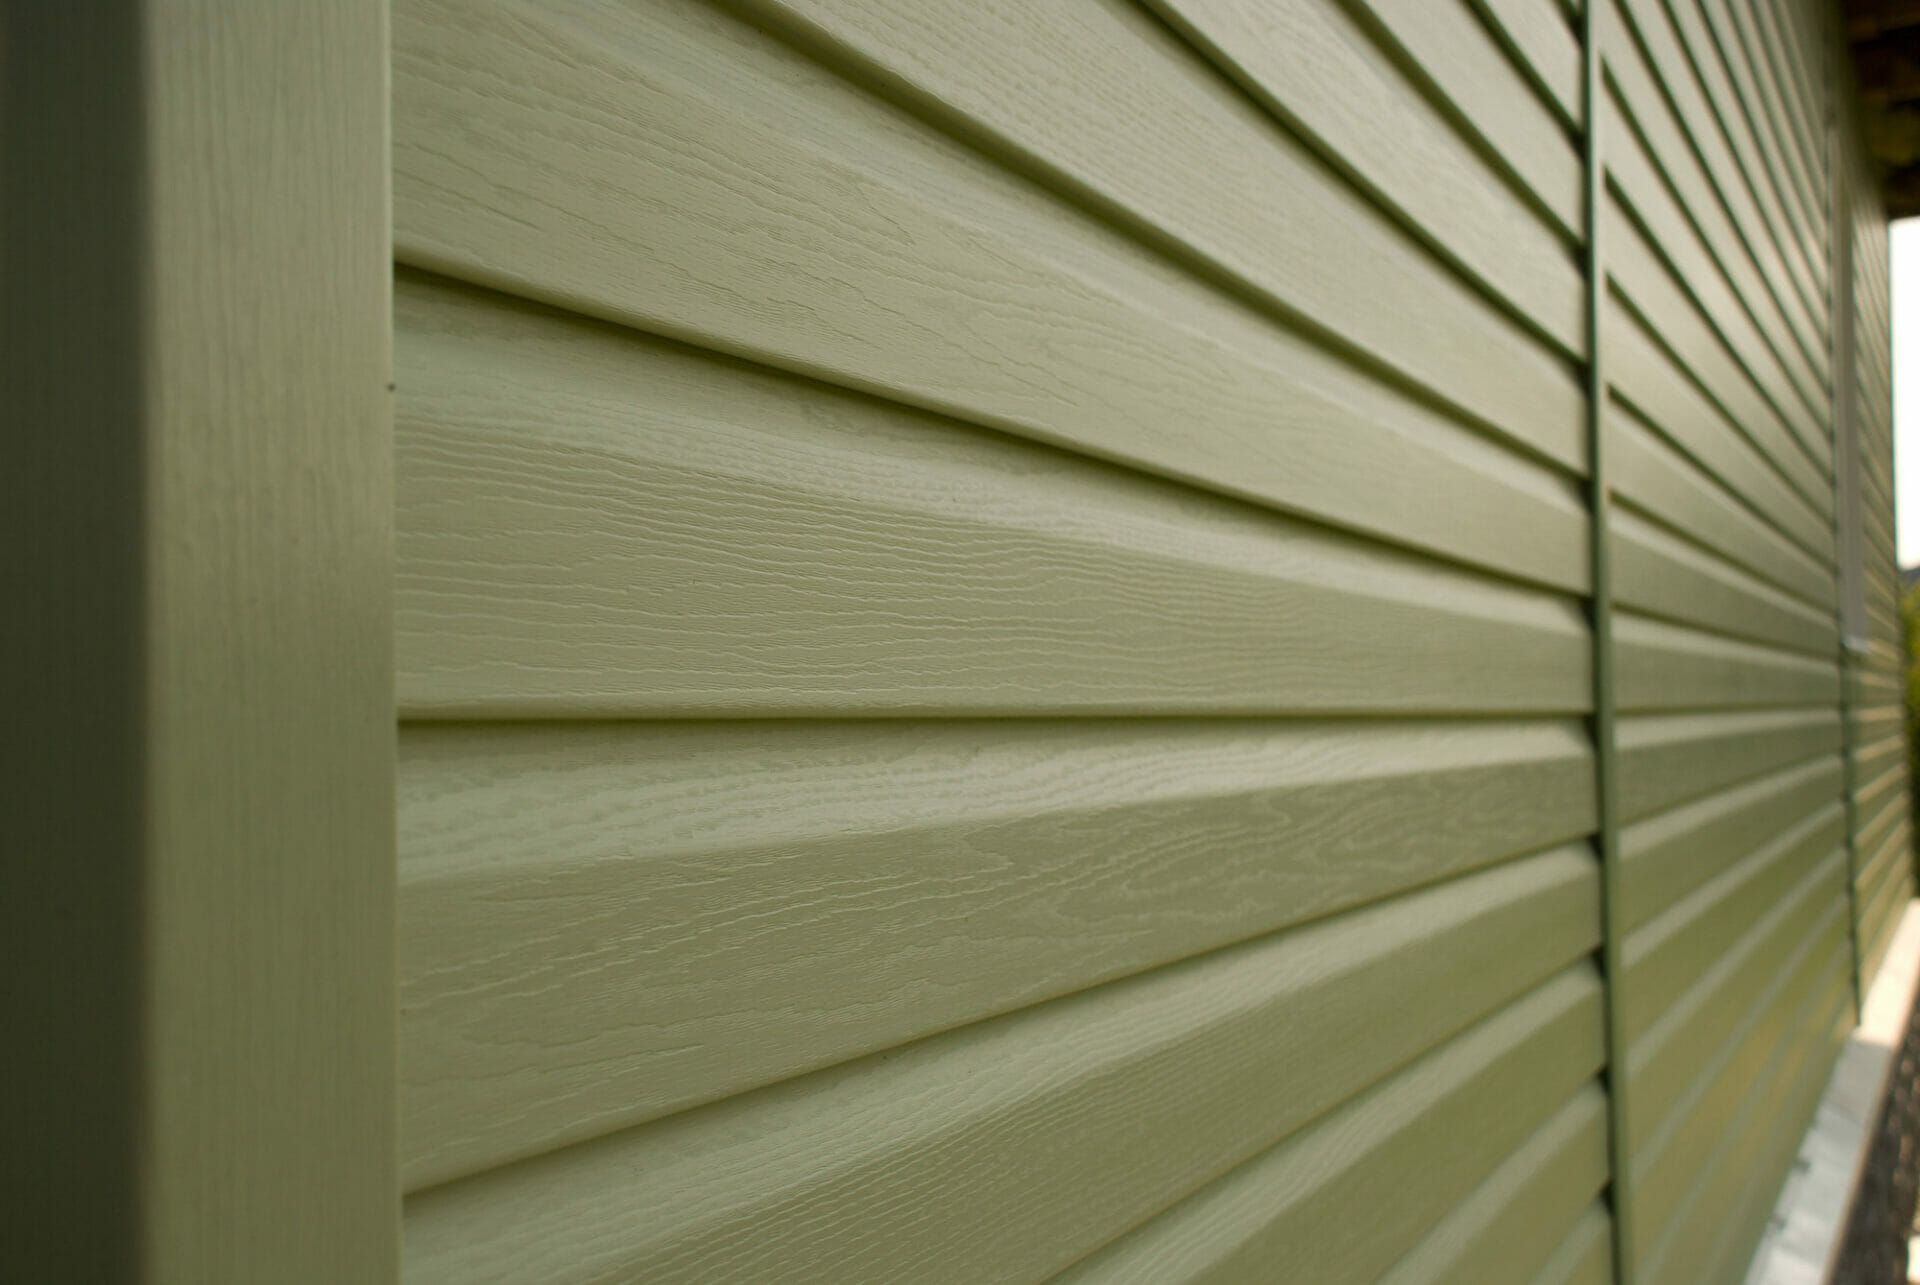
top-left (5, 3), bottom-right (396, 1278)
top-left (1843, 140), bottom-right (1912, 995)
top-left (386, 0), bottom-right (1908, 1281)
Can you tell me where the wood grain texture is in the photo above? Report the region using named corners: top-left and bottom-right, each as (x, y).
top-left (2, 2), bottom-right (396, 1278)
top-left (372, 0), bottom-right (1901, 1276)
top-left (142, 5), bottom-right (397, 1276)
top-left (733, 0), bottom-right (1582, 356)
top-left (392, 0), bottom-right (1587, 499)
top-left (397, 275), bottom-right (1590, 716)
top-left (402, 849), bottom-right (1598, 1281)
top-left (1051, 965), bottom-right (1604, 1283)
top-left (399, 716), bottom-right (1594, 1188)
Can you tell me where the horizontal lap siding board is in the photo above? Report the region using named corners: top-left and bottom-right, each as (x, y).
top-left (1374, 1083), bottom-right (1611, 1285)
top-left (1601, 0), bottom-right (1827, 378)
top-left (393, 0), bottom-right (1591, 591)
top-left (734, 0), bottom-right (1582, 347)
top-left (392, 0), bottom-right (1605, 1252)
top-left (399, 717), bottom-right (1596, 1188)
top-left (1625, 853), bottom-right (1846, 1162)
top-left (1604, 302), bottom-right (1831, 565)
top-left (387, 0), bottom-right (1894, 1281)
top-left (1599, 19), bottom-right (1827, 418)
top-left (1608, 403), bottom-right (1834, 608)
top-left (395, 274), bottom-right (1588, 717)
top-left (1693, 0), bottom-right (1827, 278)
top-left (1344, 0), bottom-right (1583, 229)
top-left (1598, 0), bottom-right (1886, 1279)
top-left (1607, 504), bottom-right (1833, 654)
top-left (1046, 966), bottom-right (1608, 1283)
top-left (1605, 2), bottom-right (1873, 1275)
top-left (1603, 184), bottom-right (1828, 496)
top-left (1662, 0), bottom-right (1816, 285)
top-left (1600, 85), bottom-right (1826, 455)
top-left (1643, 948), bottom-right (1853, 1281)
top-left (1611, 612), bottom-right (1838, 712)
top-left (1845, 150), bottom-right (1913, 991)
top-left (1468, 0), bottom-right (1582, 130)
top-left (1537, 1204), bottom-right (1618, 1285)
top-left (405, 854), bottom-right (1602, 1281)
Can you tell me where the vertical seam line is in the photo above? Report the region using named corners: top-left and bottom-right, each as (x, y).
top-left (1584, 4), bottom-right (1637, 1281)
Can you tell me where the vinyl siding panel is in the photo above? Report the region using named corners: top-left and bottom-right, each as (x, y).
top-left (1538, 1204), bottom-right (1619, 1285)
top-left (1826, 96), bottom-right (1904, 1007)
top-left (1470, 0), bottom-right (1583, 129)
top-left (388, 0), bottom-right (1906, 1280)
top-left (1044, 963), bottom-right (1606, 1284)
top-left (1844, 141), bottom-right (1913, 991)
top-left (1374, 1081), bottom-right (1612, 1285)
top-left (1600, 4), bottom-right (1906, 1279)
top-left (1344, 0), bottom-right (1584, 230)
top-left (1603, 0), bottom-right (1825, 374)
top-left (395, 275), bottom-right (1589, 717)
top-left (399, 717), bottom-right (1596, 1189)
top-left (394, 0), bottom-right (1590, 544)
top-left (405, 855), bottom-right (1601, 1281)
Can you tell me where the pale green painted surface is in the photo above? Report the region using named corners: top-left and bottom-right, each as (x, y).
top-left (384, 0), bottom-right (1907, 1281)
top-left (6, 1), bottom-right (396, 1279)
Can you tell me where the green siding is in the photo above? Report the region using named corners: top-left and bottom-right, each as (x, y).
top-left (389, 0), bottom-right (1905, 1280)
